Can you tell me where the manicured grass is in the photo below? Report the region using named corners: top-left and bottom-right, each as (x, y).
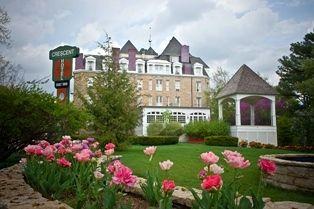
top-left (117, 143), bottom-right (314, 204)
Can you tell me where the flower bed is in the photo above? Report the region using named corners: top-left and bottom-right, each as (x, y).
top-left (22, 135), bottom-right (278, 209)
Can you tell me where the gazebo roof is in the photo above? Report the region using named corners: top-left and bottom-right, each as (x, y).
top-left (216, 64), bottom-right (277, 99)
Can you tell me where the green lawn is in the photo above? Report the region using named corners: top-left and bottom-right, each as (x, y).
top-left (117, 143), bottom-right (314, 204)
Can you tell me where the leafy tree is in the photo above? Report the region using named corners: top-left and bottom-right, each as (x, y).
top-left (276, 31), bottom-right (314, 145)
top-left (81, 35), bottom-right (141, 146)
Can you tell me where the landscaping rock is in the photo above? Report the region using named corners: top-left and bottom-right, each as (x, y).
top-left (0, 164), bottom-right (72, 209)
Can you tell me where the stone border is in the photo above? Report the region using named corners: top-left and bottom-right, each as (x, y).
top-left (1, 163), bottom-right (313, 209)
top-left (0, 164), bottom-right (72, 209)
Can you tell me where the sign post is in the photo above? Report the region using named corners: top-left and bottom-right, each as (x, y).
top-left (49, 45), bottom-right (79, 103)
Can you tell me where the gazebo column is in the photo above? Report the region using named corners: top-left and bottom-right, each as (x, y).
top-left (235, 98), bottom-right (241, 126)
top-left (271, 98), bottom-right (276, 126)
top-left (218, 99), bottom-right (223, 120)
top-left (250, 104), bottom-right (255, 125)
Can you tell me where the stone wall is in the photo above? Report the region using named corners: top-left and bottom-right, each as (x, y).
top-left (260, 154), bottom-right (314, 192)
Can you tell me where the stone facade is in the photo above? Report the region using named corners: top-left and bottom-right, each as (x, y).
top-left (73, 71), bottom-right (209, 108)
top-left (260, 154), bottom-right (314, 192)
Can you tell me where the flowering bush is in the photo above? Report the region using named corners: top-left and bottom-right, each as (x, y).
top-left (190, 150), bottom-right (272, 209)
top-left (23, 136), bottom-right (136, 209)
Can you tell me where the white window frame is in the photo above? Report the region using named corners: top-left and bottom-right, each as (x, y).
top-left (85, 56), bottom-right (96, 71)
top-left (136, 59), bottom-right (145, 73)
top-left (175, 80), bottom-right (180, 91)
top-left (193, 63), bottom-right (203, 76)
top-left (119, 58), bottom-right (129, 71)
top-left (196, 81), bottom-right (202, 92)
top-left (156, 96), bottom-right (163, 106)
top-left (175, 96), bottom-right (180, 107)
top-left (173, 62), bottom-right (182, 75)
top-left (156, 79), bottom-right (163, 91)
top-left (166, 80), bottom-right (170, 91)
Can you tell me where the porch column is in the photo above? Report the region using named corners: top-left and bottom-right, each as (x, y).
top-left (271, 98), bottom-right (276, 126)
top-left (250, 104), bottom-right (255, 125)
top-left (218, 99), bottom-right (223, 120)
top-left (235, 98), bottom-right (241, 126)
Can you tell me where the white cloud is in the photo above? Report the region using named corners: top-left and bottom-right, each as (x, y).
top-left (75, 22), bottom-right (102, 47)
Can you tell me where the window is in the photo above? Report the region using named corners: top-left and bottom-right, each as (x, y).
top-left (149, 64), bottom-right (153, 72)
top-left (137, 64), bottom-right (144, 73)
top-left (171, 56), bottom-right (179, 63)
top-left (197, 97), bottom-right (202, 107)
top-left (196, 81), bottom-right (202, 92)
top-left (137, 80), bottom-right (143, 90)
top-left (120, 63), bottom-right (127, 71)
top-left (87, 78), bottom-right (94, 87)
top-left (147, 111), bottom-right (162, 123)
top-left (88, 61), bottom-right (93, 70)
top-left (166, 96), bottom-right (170, 106)
top-left (156, 79), bottom-right (163, 91)
top-left (175, 80), bottom-right (180, 91)
top-left (156, 96), bottom-right (163, 106)
top-left (190, 112), bottom-right (207, 122)
top-left (165, 65), bottom-right (170, 74)
top-left (148, 80), bottom-right (153, 91)
top-left (171, 112), bottom-right (186, 124)
top-left (175, 96), bottom-right (180, 106)
top-left (175, 66), bottom-right (181, 75)
top-left (155, 65), bottom-right (163, 71)
top-left (166, 80), bottom-right (169, 91)
top-left (148, 96), bottom-right (153, 106)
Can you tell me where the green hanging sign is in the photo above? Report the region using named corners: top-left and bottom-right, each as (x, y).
top-left (49, 45), bottom-right (80, 60)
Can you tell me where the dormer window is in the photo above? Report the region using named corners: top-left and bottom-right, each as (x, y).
top-left (173, 62), bottom-right (182, 75)
top-left (119, 58), bottom-right (129, 71)
top-left (193, 63), bottom-right (203, 76)
top-left (85, 56), bottom-right (96, 71)
top-left (136, 59), bottom-right (145, 73)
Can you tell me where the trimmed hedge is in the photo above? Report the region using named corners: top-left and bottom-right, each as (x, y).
top-left (184, 120), bottom-right (230, 139)
top-left (130, 136), bottom-right (179, 145)
top-left (205, 136), bottom-right (238, 147)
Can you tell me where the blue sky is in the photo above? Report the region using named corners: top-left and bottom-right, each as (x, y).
top-left (1, 0), bottom-right (314, 93)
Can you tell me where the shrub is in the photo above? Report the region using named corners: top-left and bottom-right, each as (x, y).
top-left (130, 136), bottom-right (179, 145)
top-left (184, 120), bottom-right (230, 139)
top-left (147, 122), bottom-right (164, 136)
top-left (249, 141), bottom-right (263, 148)
top-left (277, 115), bottom-right (296, 146)
top-left (0, 85), bottom-right (88, 161)
top-left (205, 136), bottom-right (238, 147)
top-left (239, 140), bottom-right (248, 147)
top-left (263, 143), bottom-right (276, 149)
top-left (160, 122), bottom-right (184, 136)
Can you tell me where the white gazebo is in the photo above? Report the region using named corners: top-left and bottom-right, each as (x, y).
top-left (217, 64), bottom-right (278, 145)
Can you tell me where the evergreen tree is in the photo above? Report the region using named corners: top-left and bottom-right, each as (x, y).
top-left (276, 31), bottom-right (314, 145)
top-left (81, 35), bottom-right (141, 146)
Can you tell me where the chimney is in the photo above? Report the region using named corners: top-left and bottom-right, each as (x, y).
top-left (75, 53), bottom-right (85, 70)
top-left (183, 63), bottom-right (193, 74)
top-left (181, 45), bottom-right (189, 63)
top-left (128, 48), bottom-right (136, 71)
top-left (112, 47), bottom-right (120, 70)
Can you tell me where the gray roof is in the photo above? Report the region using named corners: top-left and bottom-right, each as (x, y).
top-left (160, 37), bottom-right (182, 56)
top-left (190, 56), bottom-right (209, 68)
top-left (139, 47), bottom-right (158, 55)
top-left (216, 64), bottom-right (277, 99)
top-left (85, 55), bottom-right (106, 70)
top-left (120, 40), bottom-right (138, 53)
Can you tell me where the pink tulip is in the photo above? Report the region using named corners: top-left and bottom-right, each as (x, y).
top-left (74, 149), bottom-right (91, 162)
top-left (39, 140), bottom-right (50, 148)
top-left (105, 148), bottom-right (114, 156)
top-left (200, 152), bottom-right (219, 164)
top-left (107, 160), bottom-right (123, 174)
top-left (43, 145), bottom-right (55, 157)
top-left (201, 174), bottom-right (223, 191)
top-left (112, 165), bottom-right (137, 187)
top-left (258, 159), bottom-right (276, 175)
top-left (224, 155), bottom-right (250, 169)
top-left (159, 160), bottom-right (174, 171)
top-left (162, 179), bottom-right (176, 193)
top-left (57, 157), bottom-right (71, 167)
top-left (143, 146), bottom-right (157, 156)
top-left (105, 143), bottom-right (116, 150)
top-left (209, 164), bottom-right (224, 174)
top-left (71, 143), bottom-right (83, 152)
top-left (24, 145), bottom-right (43, 156)
top-left (222, 150), bottom-right (242, 158)
top-left (95, 149), bottom-right (102, 157)
top-left (94, 170), bottom-right (104, 179)
top-left (198, 169), bottom-right (207, 179)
